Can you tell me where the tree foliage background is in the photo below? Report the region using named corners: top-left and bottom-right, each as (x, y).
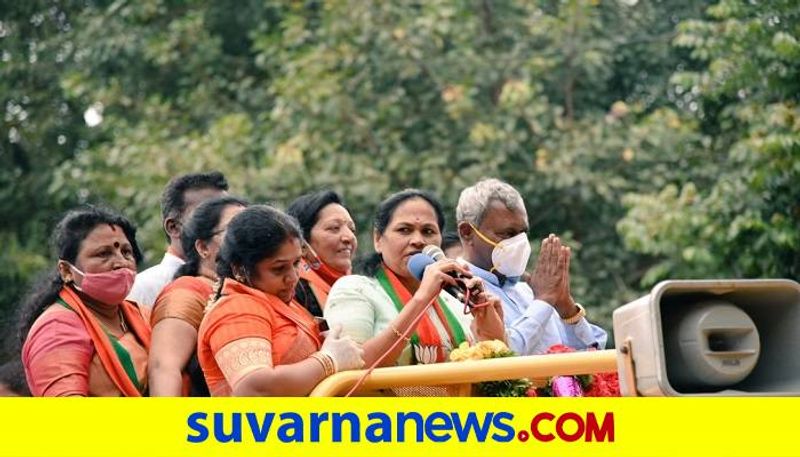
top-left (1, 0), bottom-right (798, 361)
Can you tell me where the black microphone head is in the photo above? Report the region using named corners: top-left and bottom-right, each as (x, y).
top-left (422, 244), bottom-right (446, 261)
top-left (407, 252), bottom-right (436, 281)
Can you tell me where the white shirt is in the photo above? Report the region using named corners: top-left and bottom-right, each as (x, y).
top-left (465, 261), bottom-right (607, 355)
top-left (127, 251), bottom-right (185, 308)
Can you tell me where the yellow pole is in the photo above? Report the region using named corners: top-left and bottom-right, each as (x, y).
top-left (310, 349), bottom-right (618, 397)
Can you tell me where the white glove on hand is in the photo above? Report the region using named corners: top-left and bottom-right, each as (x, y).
top-left (319, 324), bottom-right (365, 372)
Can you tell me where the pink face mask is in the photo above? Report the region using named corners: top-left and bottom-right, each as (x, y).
top-left (68, 264), bottom-right (136, 306)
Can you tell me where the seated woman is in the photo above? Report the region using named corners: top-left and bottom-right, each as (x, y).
top-left (286, 190), bottom-right (357, 317)
top-left (324, 189), bottom-right (505, 367)
top-left (196, 205), bottom-right (364, 396)
top-left (148, 196), bottom-right (247, 396)
top-left (19, 206), bottom-right (151, 396)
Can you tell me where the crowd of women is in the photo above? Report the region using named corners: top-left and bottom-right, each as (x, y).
top-left (2, 171), bottom-right (604, 397)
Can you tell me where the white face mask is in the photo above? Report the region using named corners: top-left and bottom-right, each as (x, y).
top-left (470, 224), bottom-right (531, 278)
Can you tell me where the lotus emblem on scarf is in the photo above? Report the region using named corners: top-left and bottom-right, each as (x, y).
top-left (414, 344), bottom-right (439, 364)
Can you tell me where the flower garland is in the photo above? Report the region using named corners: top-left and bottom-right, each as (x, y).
top-left (448, 341), bottom-right (620, 397)
top-left (525, 344), bottom-right (621, 397)
top-left (449, 340), bottom-right (531, 397)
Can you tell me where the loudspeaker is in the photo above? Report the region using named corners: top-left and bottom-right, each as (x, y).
top-left (612, 279), bottom-right (800, 396)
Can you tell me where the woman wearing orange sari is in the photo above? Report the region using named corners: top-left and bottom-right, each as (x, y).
top-left (286, 190), bottom-right (357, 317)
top-left (19, 206), bottom-right (151, 396)
top-left (148, 196), bottom-right (247, 396)
top-left (197, 205), bottom-right (364, 396)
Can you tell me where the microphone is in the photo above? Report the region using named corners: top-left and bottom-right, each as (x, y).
top-left (409, 244), bottom-right (483, 304)
top-left (422, 245), bottom-right (470, 285)
top-left (407, 252), bottom-right (467, 302)
top-left (422, 244), bottom-right (447, 261)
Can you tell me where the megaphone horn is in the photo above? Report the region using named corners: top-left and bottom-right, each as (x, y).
top-left (613, 279), bottom-right (800, 396)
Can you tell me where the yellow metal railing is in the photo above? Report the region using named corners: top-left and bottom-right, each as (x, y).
top-left (310, 349), bottom-right (618, 397)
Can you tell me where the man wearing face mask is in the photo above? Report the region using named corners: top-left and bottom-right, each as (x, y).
top-left (455, 178), bottom-right (607, 356)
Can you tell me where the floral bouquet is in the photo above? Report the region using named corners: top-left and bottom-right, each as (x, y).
top-left (526, 344), bottom-right (621, 397)
top-left (449, 340), bottom-right (532, 397)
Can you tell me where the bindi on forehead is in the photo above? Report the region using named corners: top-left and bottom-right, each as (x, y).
top-left (88, 224), bottom-right (130, 244)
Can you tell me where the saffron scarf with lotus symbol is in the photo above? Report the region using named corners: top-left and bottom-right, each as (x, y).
top-left (376, 264), bottom-right (468, 364)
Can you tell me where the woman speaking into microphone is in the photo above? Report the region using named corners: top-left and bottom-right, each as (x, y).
top-left (323, 189), bottom-right (506, 368)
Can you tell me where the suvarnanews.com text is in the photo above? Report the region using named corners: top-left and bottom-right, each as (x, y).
top-left (187, 410), bottom-right (614, 444)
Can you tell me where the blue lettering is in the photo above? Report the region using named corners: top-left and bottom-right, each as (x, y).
top-left (310, 412), bottom-right (329, 442)
top-left (186, 412), bottom-right (208, 443)
top-left (245, 412), bottom-right (275, 442)
top-left (332, 412), bottom-right (360, 442)
top-left (451, 412), bottom-right (493, 442)
top-left (188, 410), bottom-right (520, 445)
top-left (491, 412), bottom-right (515, 442)
top-left (424, 412), bottom-right (453, 442)
top-left (365, 412), bottom-right (392, 443)
top-left (397, 412), bottom-right (424, 442)
top-left (214, 413), bottom-right (241, 443)
top-left (277, 412), bottom-right (304, 442)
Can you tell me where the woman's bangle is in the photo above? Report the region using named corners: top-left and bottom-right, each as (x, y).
top-left (310, 352), bottom-right (336, 377)
top-left (390, 324), bottom-right (411, 343)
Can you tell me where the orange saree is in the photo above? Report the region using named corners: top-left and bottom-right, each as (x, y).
top-left (151, 276), bottom-right (213, 330)
top-left (151, 275), bottom-right (214, 396)
top-left (197, 279), bottom-right (322, 396)
top-left (296, 259), bottom-right (347, 317)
